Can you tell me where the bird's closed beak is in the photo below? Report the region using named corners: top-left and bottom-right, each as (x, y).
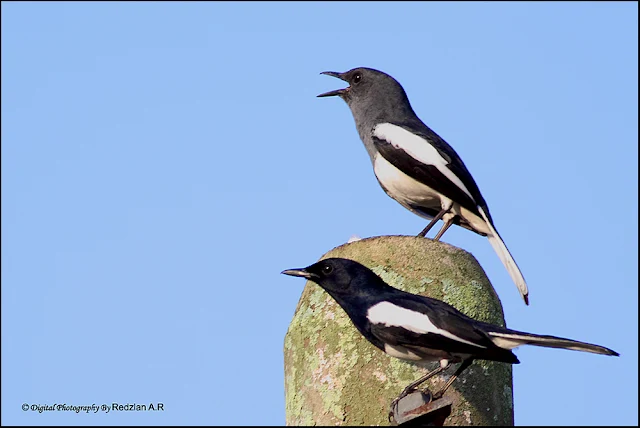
top-left (317, 71), bottom-right (348, 98)
top-left (281, 268), bottom-right (317, 279)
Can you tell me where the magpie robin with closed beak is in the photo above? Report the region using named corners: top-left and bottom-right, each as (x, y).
top-left (282, 258), bottom-right (618, 414)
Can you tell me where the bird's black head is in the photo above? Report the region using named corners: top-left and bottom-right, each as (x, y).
top-left (317, 67), bottom-right (414, 125)
top-left (281, 258), bottom-right (392, 302)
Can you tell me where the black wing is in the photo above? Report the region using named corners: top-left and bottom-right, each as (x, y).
top-left (372, 119), bottom-right (493, 224)
top-left (369, 295), bottom-right (518, 364)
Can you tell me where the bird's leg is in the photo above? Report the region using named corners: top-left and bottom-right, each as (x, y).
top-left (417, 208), bottom-right (448, 237)
top-left (433, 214), bottom-right (455, 241)
top-left (388, 362), bottom-right (449, 420)
top-left (431, 358), bottom-right (473, 400)
top-left (418, 200), bottom-right (454, 238)
top-left (400, 365), bottom-right (448, 397)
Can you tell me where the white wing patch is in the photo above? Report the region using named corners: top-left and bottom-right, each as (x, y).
top-left (367, 301), bottom-right (486, 348)
top-left (373, 123), bottom-right (475, 202)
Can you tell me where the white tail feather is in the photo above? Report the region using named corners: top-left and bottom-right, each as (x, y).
top-left (478, 207), bottom-right (529, 304)
top-left (487, 331), bottom-right (619, 356)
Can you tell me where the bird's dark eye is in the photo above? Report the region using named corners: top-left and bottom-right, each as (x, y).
top-left (352, 73), bottom-right (362, 84)
top-left (322, 265), bottom-right (333, 275)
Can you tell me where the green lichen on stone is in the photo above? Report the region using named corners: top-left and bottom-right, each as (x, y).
top-left (284, 236), bottom-right (514, 426)
top-left (371, 266), bottom-right (406, 290)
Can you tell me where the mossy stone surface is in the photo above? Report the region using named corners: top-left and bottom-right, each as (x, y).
top-left (284, 235), bottom-right (514, 426)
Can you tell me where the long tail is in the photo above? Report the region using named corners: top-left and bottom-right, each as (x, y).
top-left (478, 207), bottom-right (529, 305)
top-left (485, 327), bottom-right (619, 356)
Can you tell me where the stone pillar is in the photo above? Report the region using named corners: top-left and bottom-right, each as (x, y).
top-left (284, 236), bottom-right (514, 426)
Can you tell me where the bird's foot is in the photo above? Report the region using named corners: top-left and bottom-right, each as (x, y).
top-left (388, 397), bottom-right (402, 422)
top-left (388, 389), bottom-right (414, 422)
top-left (431, 389), bottom-right (444, 401)
top-left (388, 388), bottom-right (435, 423)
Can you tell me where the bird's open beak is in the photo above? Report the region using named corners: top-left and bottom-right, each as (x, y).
top-left (317, 71), bottom-right (348, 98)
top-left (281, 268), bottom-right (317, 279)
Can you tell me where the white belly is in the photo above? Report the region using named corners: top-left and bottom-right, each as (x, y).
top-left (373, 154), bottom-right (490, 234)
top-left (384, 344), bottom-right (428, 361)
top-left (383, 343), bottom-right (470, 364)
top-left (373, 154), bottom-right (442, 214)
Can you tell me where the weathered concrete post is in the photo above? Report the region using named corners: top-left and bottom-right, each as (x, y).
top-left (284, 236), bottom-right (514, 426)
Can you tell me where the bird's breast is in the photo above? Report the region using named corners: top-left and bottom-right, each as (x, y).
top-left (373, 153), bottom-right (443, 215)
top-left (372, 153), bottom-right (490, 234)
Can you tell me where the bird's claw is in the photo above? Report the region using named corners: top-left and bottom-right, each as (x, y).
top-left (388, 387), bottom-right (434, 422)
top-left (388, 399), bottom-right (400, 422)
top-left (431, 390), bottom-right (443, 401)
top-left (388, 390), bottom-right (412, 422)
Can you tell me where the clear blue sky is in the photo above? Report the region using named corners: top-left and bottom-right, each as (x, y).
top-left (2, 2), bottom-right (637, 426)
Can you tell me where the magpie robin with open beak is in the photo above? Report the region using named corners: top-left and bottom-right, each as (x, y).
top-left (319, 68), bottom-right (530, 304)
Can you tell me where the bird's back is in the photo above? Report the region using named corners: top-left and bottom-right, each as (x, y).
top-left (341, 286), bottom-right (519, 365)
